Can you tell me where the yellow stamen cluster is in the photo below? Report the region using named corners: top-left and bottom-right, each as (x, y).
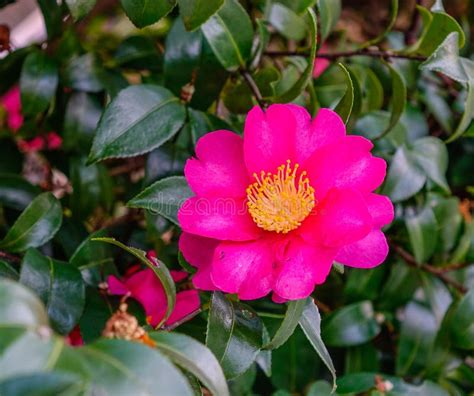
top-left (246, 160), bottom-right (315, 233)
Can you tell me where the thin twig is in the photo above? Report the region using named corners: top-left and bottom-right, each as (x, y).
top-left (240, 69), bottom-right (268, 109)
top-left (0, 250), bottom-right (21, 264)
top-left (390, 242), bottom-right (468, 294)
top-left (265, 49), bottom-right (427, 62)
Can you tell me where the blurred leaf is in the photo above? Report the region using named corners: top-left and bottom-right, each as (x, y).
top-left (306, 380), bottom-right (332, 396)
top-left (20, 51), bottom-right (58, 115)
top-left (178, 0), bottom-right (224, 31)
top-left (120, 0), bottom-right (176, 28)
top-left (206, 292), bottom-right (263, 379)
top-left (405, 205), bottom-right (438, 264)
top-left (65, 0), bottom-right (96, 20)
top-left (228, 364), bottom-right (257, 395)
top-left (0, 193), bottom-right (62, 253)
top-left (37, 0), bottom-right (63, 39)
top-left (91, 237), bottom-right (176, 328)
top-left (0, 372), bottom-right (80, 395)
top-left (79, 287), bottom-right (111, 343)
top-left (361, 0), bottom-right (398, 48)
top-left (448, 81), bottom-right (474, 142)
top-left (344, 342), bottom-right (380, 374)
top-left (0, 279), bottom-right (49, 327)
top-left (429, 195), bottom-right (462, 253)
top-left (396, 302), bottom-right (438, 376)
top-left (164, 18), bottom-right (227, 110)
top-left (188, 108), bottom-right (231, 145)
top-left (450, 289), bottom-right (474, 349)
top-left (272, 8), bottom-right (316, 103)
top-left (317, 0), bottom-right (341, 41)
top-left (201, 0), bottom-right (253, 71)
top-left (88, 85), bottom-right (185, 163)
top-left (264, 298), bottom-right (306, 350)
top-left (114, 36), bottom-right (162, 71)
top-left (63, 54), bottom-right (104, 93)
top-left (128, 176), bottom-right (192, 225)
top-left (19, 249), bottom-right (85, 334)
top-left (299, 298), bottom-right (336, 391)
top-left (0, 260), bottom-right (18, 280)
top-left (63, 92), bottom-right (102, 152)
top-left (322, 301), bottom-right (381, 347)
top-left (275, 0), bottom-right (316, 14)
top-left (151, 331), bottom-right (230, 396)
top-left (256, 325), bottom-right (271, 376)
top-left (422, 84), bottom-right (453, 133)
top-left (268, 3), bottom-right (307, 41)
top-left (0, 174), bottom-right (40, 211)
top-left (345, 266), bottom-right (385, 302)
top-left (379, 264), bottom-right (419, 310)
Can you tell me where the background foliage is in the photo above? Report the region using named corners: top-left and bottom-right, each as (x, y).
top-left (0, 0), bottom-right (473, 395)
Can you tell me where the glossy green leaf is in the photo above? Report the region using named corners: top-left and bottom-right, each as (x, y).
top-left (19, 51), bottom-right (58, 115)
top-left (268, 3), bottom-right (307, 41)
top-left (450, 289), bottom-right (474, 349)
top-left (322, 301), bottom-right (380, 347)
top-left (88, 85), bottom-right (185, 163)
top-left (206, 292), bottom-right (263, 379)
top-left (317, 0), bottom-right (341, 41)
top-left (272, 8), bottom-right (317, 103)
top-left (178, 0), bottom-right (224, 31)
top-left (19, 249), bottom-right (85, 334)
top-left (0, 279), bottom-right (49, 327)
top-left (65, 0), bottom-right (96, 20)
top-left (405, 205), bottom-right (438, 264)
top-left (128, 176), bottom-right (192, 225)
top-left (120, 0), bottom-right (177, 28)
top-left (448, 81), bottom-right (474, 142)
top-left (0, 174), bottom-right (40, 211)
top-left (91, 237), bottom-right (176, 328)
top-left (361, 0), bottom-right (398, 48)
top-left (275, 0), bottom-right (316, 14)
top-left (299, 298), bottom-right (336, 391)
top-left (151, 331), bottom-right (230, 396)
top-left (201, 0), bottom-right (253, 71)
top-left (412, 137), bottom-right (449, 192)
top-left (0, 193), bottom-right (62, 253)
top-left (334, 63), bottom-right (354, 124)
top-left (264, 298), bottom-right (306, 350)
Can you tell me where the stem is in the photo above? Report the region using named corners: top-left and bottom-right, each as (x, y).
top-left (265, 49), bottom-right (427, 62)
top-left (390, 242), bottom-right (468, 294)
top-left (0, 250), bottom-right (21, 264)
top-left (240, 69), bottom-right (268, 109)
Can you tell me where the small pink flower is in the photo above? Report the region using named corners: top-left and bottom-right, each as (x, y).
top-left (17, 136), bottom-right (45, 153)
top-left (313, 45), bottom-right (330, 78)
top-left (66, 325), bottom-right (84, 346)
top-left (179, 105), bottom-right (393, 301)
top-left (1, 86), bottom-right (23, 131)
top-left (107, 252), bottom-right (200, 327)
top-left (46, 131), bottom-right (62, 150)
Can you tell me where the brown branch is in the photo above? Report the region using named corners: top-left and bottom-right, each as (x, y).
top-left (390, 242), bottom-right (468, 294)
top-left (0, 250), bottom-right (21, 264)
top-left (265, 49), bottom-right (427, 62)
top-left (240, 69), bottom-right (268, 109)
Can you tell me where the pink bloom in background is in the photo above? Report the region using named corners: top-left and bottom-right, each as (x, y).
top-left (1, 86), bottom-right (23, 131)
top-left (17, 132), bottom-right (62, 153)
top-left (107, 252), bottom-right (200, 327)
top-left (46, 132), bottom-right (62, 150)
top-left (313, 44), bottom-right (331, 78)
top-left (179, 104), bottom-right (393, 301)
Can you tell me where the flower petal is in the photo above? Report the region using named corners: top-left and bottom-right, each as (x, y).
top-left (244, 104), bottom-right (298, 175)
top-left (165, 290), bottom-right (201, 326)
top-left (295, 108), bottom-right (346, 164)
top-left (107, 275), bottom-right (129, 295)
top-left (299, 187), bottom-right (372, 248)
top-left (365, 193), bottom-right (394, 228)
top-left (304, 135), bottom-right (387, 200)
top-left (211, 238), bottom-right (274, 300)
top-left (335, 229), bottom-right (389, 269)
top-left (273, 237), bottom-right (337, 300)
top-left (179, 232), bottom-right (218, 290)
top-left (185, 130), bottom-right (249, 198)
top-left (178, 196), bottom-right (262, 241)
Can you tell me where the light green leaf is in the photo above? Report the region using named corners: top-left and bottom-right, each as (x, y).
top-left (268, 3), bottom-right (307, 41)
top-left (317, 0), bottom-right (341, 41)
top-left (405, 205), bottom-right (438, 264)
top-left (334, 63), bottom-right (354, 124)
top-left (450, 289), bottom-right (474, 349)
top-left (178, 0), bottom-right (224, 31)
top-left (120, 0), bottom-right (177, 28)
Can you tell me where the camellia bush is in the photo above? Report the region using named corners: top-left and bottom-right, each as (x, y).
top-left (0, 0), bottom-right (473, 394)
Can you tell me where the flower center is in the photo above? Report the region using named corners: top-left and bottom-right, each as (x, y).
top-left (246, 160), bottom-right (315, 234)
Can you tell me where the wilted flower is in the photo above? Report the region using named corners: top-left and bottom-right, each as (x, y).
top-left (179, 104), bottom-right (393, 301)
top-left (107, 252), bottom-right (200, 327)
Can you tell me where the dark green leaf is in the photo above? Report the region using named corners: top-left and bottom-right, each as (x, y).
top-left (334, 63), bottom-right (354, 124)
top-left (20, 249), bottom-right (85, 334)
top-left (264, 298), bottom-right (306, 350)
top-left (91, 237), bottom-right (176, 328)
top-left (206, 292), bottom-right (263, 379)
top-left (114, 36), bottom-right (162, 70)
top-left (299, 298), bottom-right (336, 391)
top-left (405, 205), bottom-right (438, 264)
top-left (65, 0), bottom-right (96, 20)
top-left (37, 0), bottom-right (63, 39)
top-left (379, 264), bottom-right (419, 310)
top-left (88, 85), bottom-right (185, 163)
top-left (0, 174), bottom-right (40, 211)
top-left (188, 108), bottom-right (231, 144)
top-left (268, 3), bottom-right (307, 41)
top-left (178, 0), bottom-right (224, 31)
top-left (201, 0), bottom-right (253, 71)
top-left (0, 193), bottom-right (62, 253)
top-left (450, 289), bottom-right (474, 349)
top-left (151, 331), bottom-right (230, 396)
top-left (322, 301), bottom-right (381, 347)
top-left (128, 176), bottom-right (192, 225)
top-left (0, 372), bottom-right (81, 396)
top-left (20, 51), bottom-right (58, 115)
top-left (120, 0), bottom-right (176, 28)
top-left (63, 54), bottom-right (104, 93)
top-left (0, 260), bottom-right (18, 280)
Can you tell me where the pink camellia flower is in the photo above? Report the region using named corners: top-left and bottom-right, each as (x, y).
top-left (178, 104), bottom-right (393, 301)
top-left (107, 252), bottom-right (200, 327)
top-left (1, 86), bottom-right (23, 131)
